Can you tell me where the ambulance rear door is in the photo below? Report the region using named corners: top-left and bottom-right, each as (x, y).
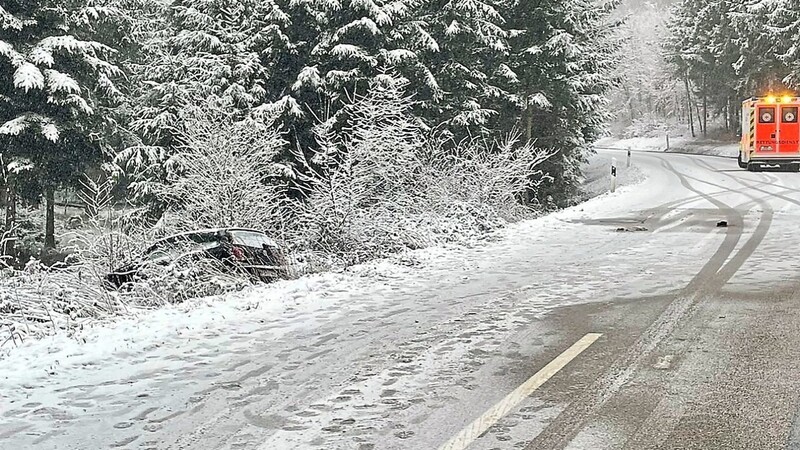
top-left (778, 103), bottom-right (800, 155)
top-left (755, 104), bottom-right (778, 155)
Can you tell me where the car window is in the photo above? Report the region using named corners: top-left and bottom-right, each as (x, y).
top-left (186, 233), bottom-right (221, 244)
top-left (230, 231), bottom-right (277, 248)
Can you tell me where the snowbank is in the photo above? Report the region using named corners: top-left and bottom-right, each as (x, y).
top-left (580, 149), bottom-right (647, 201)
top-left (0, 272), bottom-right (361, 386)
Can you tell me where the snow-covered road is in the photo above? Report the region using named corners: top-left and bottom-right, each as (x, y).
top-left (5, 149), bottom-right (800, 449)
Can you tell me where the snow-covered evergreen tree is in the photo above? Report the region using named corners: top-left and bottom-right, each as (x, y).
top-left (760, 1), bottom-right (800, 90)
top-left (131, 0), bottom-right (292, 144)
top-left (703, 0), bottom-right (746, 129)
top-left (417, 0), bottom-right (513, 134)
top-left (504, 0), bottom-right (622, 204)
top-left (0, 0), bottom-right (122, 249)
top-left (285, 0), bottom-right (439, 123)
top-left (728, 0), bottom-right (793, 92)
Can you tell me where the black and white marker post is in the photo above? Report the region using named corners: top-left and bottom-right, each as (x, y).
top-left (627, 148), bottom-right (631, 168)
top-left (611, 157), bottom-right (618, 193)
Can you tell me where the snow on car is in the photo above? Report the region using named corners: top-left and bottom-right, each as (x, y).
top-left (105, 228), bottom-right (287, 288)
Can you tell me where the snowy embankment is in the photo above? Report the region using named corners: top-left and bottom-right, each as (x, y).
top-left (0, 151), bottom-right (644, 386)
top-left (596, 134), bottom-right (739, 158)
top-left (580, 147), bottom-right (646, 201)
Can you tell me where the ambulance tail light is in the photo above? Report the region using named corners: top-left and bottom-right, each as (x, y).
top-left (766, 95), bottom-right (777, 103)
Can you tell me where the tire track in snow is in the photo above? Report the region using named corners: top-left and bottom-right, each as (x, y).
top-left (618, 157), bottom-right (777, 449)
top-left (694, 157), bottom-right (800, 208)
top-left (686, 159), bottom-right (800, 450)
top-left (523, 153), bottom-right (773, 450)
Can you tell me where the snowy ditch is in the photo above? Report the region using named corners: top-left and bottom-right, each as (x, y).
top-left (0, 150), bottom-right (646, 392)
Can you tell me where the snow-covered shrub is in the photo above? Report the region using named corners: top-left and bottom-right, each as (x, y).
top-left (0, 266), bottom-right (128, 348)
top-left (10, 206), bottom-right (46, 264)
top-left (158, 106), bottom-right (291, 234)
top-left (424, 133), bottom-right (555, 231)
top-left (295, 75), bottom-right (555, 266)
top-left (293, 76), bottom-right (429, 265)
top-left (68, 175), bottom-right (139, 272)
top-left (0, 238), bottom-right (134, 348)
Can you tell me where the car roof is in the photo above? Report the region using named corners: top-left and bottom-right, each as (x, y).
top-left (151, 228), bottom-right (276, 247)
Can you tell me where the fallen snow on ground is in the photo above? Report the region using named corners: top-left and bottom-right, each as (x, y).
top-left (0, 272), bottom-right (362, 385)
top-left (0, 150), bottom-right (645, 379)
top-left (580, 149), bottom-right (647, 201)
top-left (9, 149), bottom-right (737, 450)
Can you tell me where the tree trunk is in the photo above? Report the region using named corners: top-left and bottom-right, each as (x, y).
top-left (624, 85), bottom-right (634, 122)
top-left (0, 184), bottom-right (6, 213)
top-left (694, 93), bottom-right (704, 137)
top-left (45, 187), bottom-right (55, 250)
top-left (723, 101), bottom-right (729, 131)
top-left (684, 75), bottom-right (695, 138)
top-left (702, 74), bottom-right (708, 138)
top-left (525, 96), bottom-right (533, 143)
top-left (4, 183), bottom-right (15, 257)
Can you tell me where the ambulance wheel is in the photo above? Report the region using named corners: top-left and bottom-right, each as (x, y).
top-left (737, 153), bottom-right (747, 169)
top-left (747, 163), bottom-right (761, 172)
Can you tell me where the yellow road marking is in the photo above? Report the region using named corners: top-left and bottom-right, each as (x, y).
top-left (438, 333), bottom-right (603, 450)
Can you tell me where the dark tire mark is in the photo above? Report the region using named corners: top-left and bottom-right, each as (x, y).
top-left (618, 157), bottom-right (777, 449)
top-left (525, 154), bottom-right (772, 450)
top-left (693, 158), bottom-right (800, 207)
top-left (676, 158), bottom-right (777, 287)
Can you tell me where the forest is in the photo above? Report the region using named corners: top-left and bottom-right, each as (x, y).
top-left (617, 0), bottom-right (800, 139)
top-left (0, 0), bottom-right (621, 265)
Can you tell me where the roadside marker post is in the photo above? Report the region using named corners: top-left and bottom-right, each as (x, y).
top-left (611, 157), bottom-right (617, 193)
top-left (666, 131), bottom-right (670, 151)
top-left (627, 148), bottom-right (631, 168)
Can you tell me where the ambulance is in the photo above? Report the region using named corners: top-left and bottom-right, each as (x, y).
top-left (740, 95), bottom-right (800, 171)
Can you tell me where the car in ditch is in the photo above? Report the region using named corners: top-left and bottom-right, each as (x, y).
top-left (105, 228), bottom-right (288, 289)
